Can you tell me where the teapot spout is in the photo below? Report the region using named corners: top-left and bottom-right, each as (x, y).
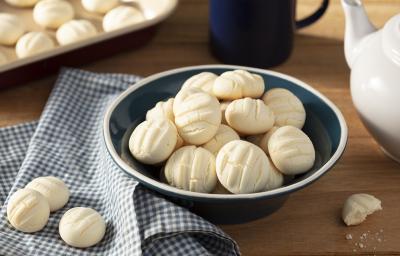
top-left (342, 0), bottom-right (376, 68)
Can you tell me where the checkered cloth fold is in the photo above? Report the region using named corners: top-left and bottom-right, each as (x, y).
top-left (0, 68), bottom-right (240, 256)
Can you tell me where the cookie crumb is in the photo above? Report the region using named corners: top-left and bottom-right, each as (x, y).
top-left (347, 228), bottom-right (385, 252)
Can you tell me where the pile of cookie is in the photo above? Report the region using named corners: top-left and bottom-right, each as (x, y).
top-left (0, 0), bottom-right (145, 62)
top-left (129, 69), bottom-right (316, 194)
top-left (7, 176), bottom-right (106, 248)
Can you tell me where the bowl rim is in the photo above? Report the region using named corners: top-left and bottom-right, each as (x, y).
top-left (103, 64), bottom-right (348, 201)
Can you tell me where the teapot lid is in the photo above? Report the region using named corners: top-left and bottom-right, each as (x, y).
top-left (383, 14), bottom-right (400, 65)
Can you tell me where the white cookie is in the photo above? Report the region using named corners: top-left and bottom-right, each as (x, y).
top-left (146, 98), bottom-right (174, 122)
top-left (202, 124), bottom-right (240, 155)
top-left (81, 0), bottom-right (118, 14)
top-left (225, 97), bottom-right (275, 135)
top-left (103, 6), bottom-right (145, 32)
top-left (247, 126), bottom-right (279, 155)
top-left (216, 140), bottom-right (271, 194)
top-left (25, 176), bottom-right (70, 212)
top-left (265, 159), bottom-right (284, 191)
top-left (342, 194), bottom-right (382, 226)
top-left (174, 134), bottom-right (184, 151)
top-left (181, 72), bottom-right (218, 96)
top-left (16, 32), bottom-right (55, 58)
top-left (0, 13), bottom-right (25, 46)
top-left (164, 146), bottom-right (217, 193)
top-left (213, 69), bottom-right (264, 100)
top-left (5, 0), bottom-right (38, 7)
top-left (129, 119), bottom-right (177, 165)
top-left (262, 88), bottom-right (306, 128)
top-left (173, 87), bottom-right (221, 145)
top-left (220, 101), bottom-right (231, 125)
top-left (7, 188), bottom-right (50, 233)
top-left (56, 20), bottom-right (97, 46)
top-left (33, 0), bottom-right (74, 29)
top-left (268, 126), bottom-right (315, 175)
top-left (59, 207), bottom-right (106, 248)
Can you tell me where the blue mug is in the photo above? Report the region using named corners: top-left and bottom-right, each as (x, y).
top-left (209, 0), bottom-right (329, 67)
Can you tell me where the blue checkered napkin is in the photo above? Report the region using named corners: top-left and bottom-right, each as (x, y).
top-left (0, 68), bottom-right (240, 256)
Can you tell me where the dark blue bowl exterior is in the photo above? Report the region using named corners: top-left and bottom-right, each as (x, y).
top-left (107, 67), bottom-right (343, 224)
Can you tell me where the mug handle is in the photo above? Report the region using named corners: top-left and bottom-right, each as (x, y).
top-left (296, 0), bottom-right (329, 29)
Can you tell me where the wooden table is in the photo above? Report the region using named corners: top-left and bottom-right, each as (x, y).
top-left (1, 0), bottom-right (400, 255)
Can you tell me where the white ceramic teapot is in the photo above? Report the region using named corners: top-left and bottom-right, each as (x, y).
top-left (342, 0), bottom-right (400, 163)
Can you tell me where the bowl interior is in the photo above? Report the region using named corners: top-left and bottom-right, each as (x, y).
top-left (107, 67), bottom-right (343, 199)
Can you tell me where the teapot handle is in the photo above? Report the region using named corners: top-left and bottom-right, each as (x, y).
top-left (296, 0), bottom-right (329, 29)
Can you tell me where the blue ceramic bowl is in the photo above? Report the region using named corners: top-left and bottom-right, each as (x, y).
top-left (103, 65), bottom-right (347, 224)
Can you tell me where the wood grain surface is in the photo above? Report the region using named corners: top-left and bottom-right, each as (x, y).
top-left (1, 0), bottom-right (400, 255)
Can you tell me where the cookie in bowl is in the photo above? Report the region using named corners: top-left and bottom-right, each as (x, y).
top-left (103, 65), bottom-right (347, 224)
